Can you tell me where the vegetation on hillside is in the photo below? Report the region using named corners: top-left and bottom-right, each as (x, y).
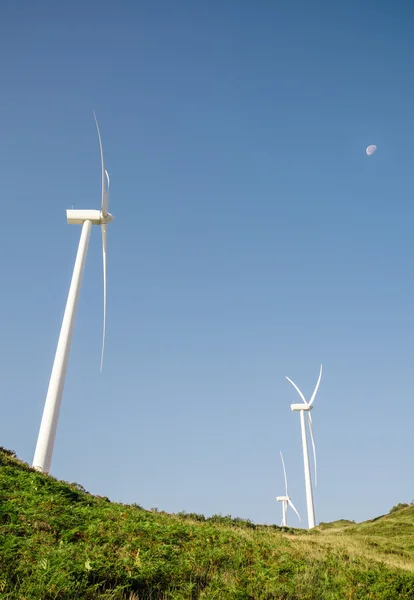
top-left (1, 447), bottom-right (414, 599)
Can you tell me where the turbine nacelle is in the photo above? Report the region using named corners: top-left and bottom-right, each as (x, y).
top-left (66, 209), bottom-right (114, 226)
top-left (276, 495), bottom-right (289, 502)
top-left (290, 403), bottom-right (313, 412)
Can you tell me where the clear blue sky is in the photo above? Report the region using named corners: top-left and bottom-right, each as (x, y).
top-left (1, 0), bottom-right (414, 527)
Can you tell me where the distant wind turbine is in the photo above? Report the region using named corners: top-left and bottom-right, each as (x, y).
top-left (276, 451), bottom-right (301, 527)
top-left (32, 113), bottom-right (114, 474)
top-left (286, 364), bottom-right (322, 529)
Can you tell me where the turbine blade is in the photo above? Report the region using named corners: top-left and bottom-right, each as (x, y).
top-left (93, 111), bottom-right (108, 217)
top-left (308, 364), bottom-right (323, 407)
top-left (285, 376), bottom-right (307, 405)
top-left (308, 413), bottom-right (317, 487)
top-left (100, 224), bottom-right (107, 373)
top-left (280, 451), bottom-right (288, 496)
top-left (288, 499), bottom-right (301, 522)
top-left (103, 169), bottom-right (110, 221)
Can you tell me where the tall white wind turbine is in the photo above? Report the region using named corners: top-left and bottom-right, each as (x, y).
top-left (32, 113), bottom-right (114, 474)
top-left (276, 451), bottom-right (301, 527)
top-left (286, 364), bottom-right (322, 529)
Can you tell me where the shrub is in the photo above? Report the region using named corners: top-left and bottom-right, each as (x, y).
top-left (390, 503), bottom-right (410, 513)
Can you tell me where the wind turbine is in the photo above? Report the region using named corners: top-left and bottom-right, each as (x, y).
top-left (286, 364), bottom-right (322, 529)
top-left (276, 451), bottom-right (301, 527)
top-left (32, 113), bottom-right (114, 474)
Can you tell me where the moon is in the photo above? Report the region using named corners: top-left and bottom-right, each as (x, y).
top-left (366, 144), bottom-right (377, 156)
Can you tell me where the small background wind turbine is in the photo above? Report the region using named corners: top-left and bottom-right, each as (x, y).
top-left (276, 451), bottom-right (301, 527)
top-left (32, 113), bottom-right (114, 474)
top-left (286, 364), bottom-right (322, 529)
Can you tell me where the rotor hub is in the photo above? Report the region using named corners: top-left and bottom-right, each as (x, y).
top-left (100, 212), bottom-right (114, 224)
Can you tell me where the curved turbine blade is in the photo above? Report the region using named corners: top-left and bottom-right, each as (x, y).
top-left (286, 376), bottom-right (307, 405)
top-left (280, 451), bottom-right (288, 496)
top-left (93, 111), bottom-right (108, 217)
top-left (100, 224), bottom-right (107, 373)
top-left (308, 412), bottom-right (317, 487)
top-left (308, 364), bottom-right (323, 407)
top-left (288, 499), bottom-right (301, 522)
top-left (104, 169), bottom-right (110, 213)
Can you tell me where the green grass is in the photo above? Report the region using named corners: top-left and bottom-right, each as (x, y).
top-left (1, 447), bottom-right (414, 599)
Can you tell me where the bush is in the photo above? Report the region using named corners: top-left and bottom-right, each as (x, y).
top-left (390, 503), bottom-right (410, 513)
top-left (0, 447), bottom-right (16, 457)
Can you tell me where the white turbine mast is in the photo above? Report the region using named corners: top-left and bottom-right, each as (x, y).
top-left (286, 364), bottom-right (322, 529)
top-left (32, 112), bottom-right (114, 474)
top-left (276, 451), bottom-right (301, 527)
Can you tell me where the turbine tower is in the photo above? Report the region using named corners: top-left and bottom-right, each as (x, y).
top-left (286, 364), bottom-right (322, 529)
top-left (32, 113), bottom-right (113, 474)
top-left (276, 451), bottom-right (301, 527)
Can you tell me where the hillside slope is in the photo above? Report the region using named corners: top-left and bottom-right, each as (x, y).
top-left (1, 447), bottom-right (414, 600)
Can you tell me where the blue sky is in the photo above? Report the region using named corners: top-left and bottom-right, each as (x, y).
top-left (1, 0), bottom-right (414, 527)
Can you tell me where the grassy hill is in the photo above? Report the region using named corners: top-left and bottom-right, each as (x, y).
top-left (1, 447), bottom-right (414, 599)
